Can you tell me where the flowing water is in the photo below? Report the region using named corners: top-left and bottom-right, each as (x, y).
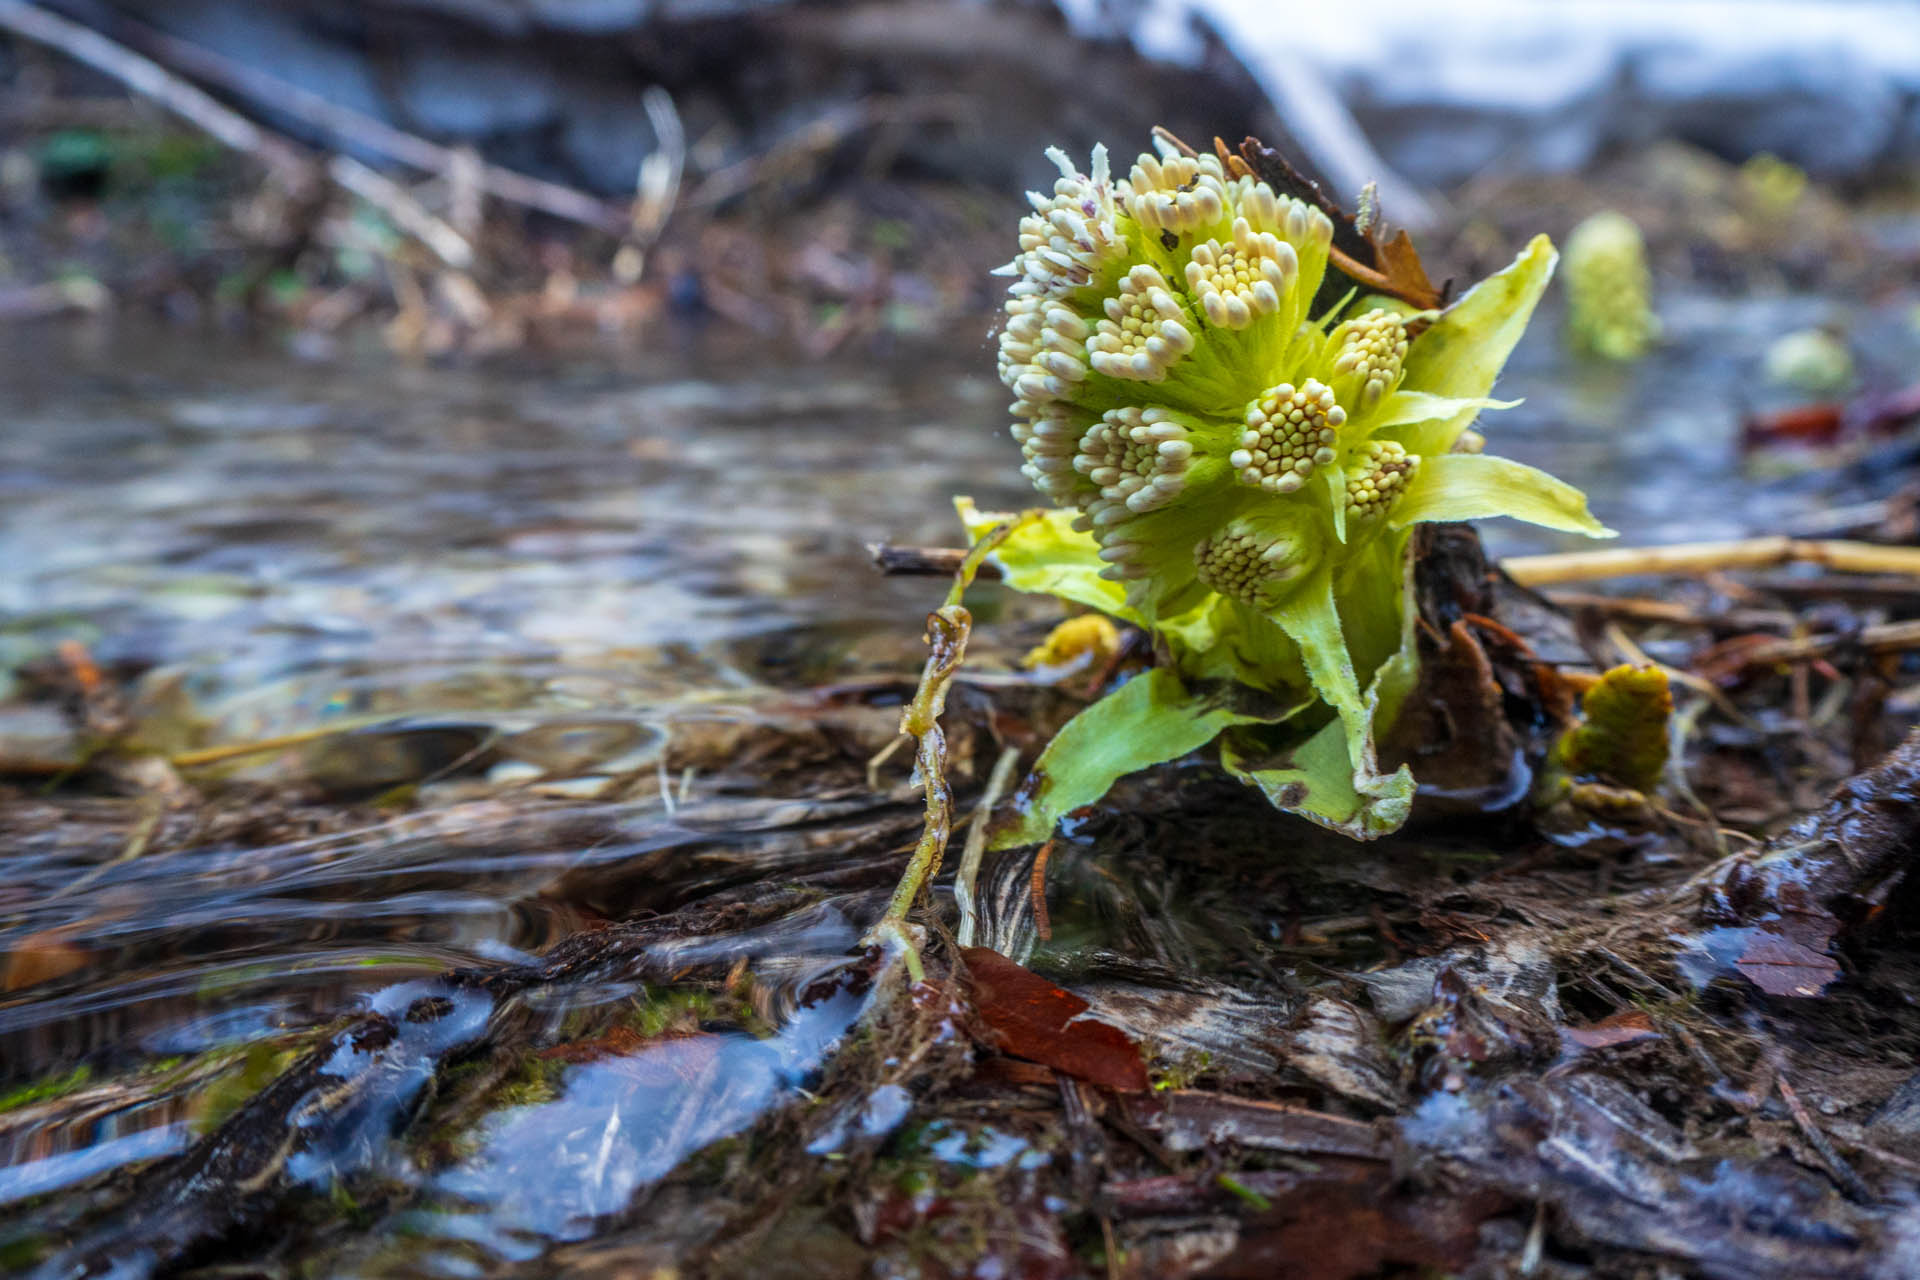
top-left (2, 288), bottom-right (1917, 1274)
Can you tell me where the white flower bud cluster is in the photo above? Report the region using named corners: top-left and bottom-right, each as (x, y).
top-left (1010, 404), bottom-right (1090, 504)
top-left (1184, 219), bottom-right (1297, 330)
top-left (1231, 380), bottom-right (1344, 494)
top-left (1331, 309), bottom-right (1409, 410)
top-left (1345, 439), bottom-right (1420, 522)
top-left (1125, 148), bottom-right (1228, 235)
top-left (995, 146), bottom-right (1130, 302)
top-left (1000, 296), bottom-right (1092, 406)
top-left (1086, 265), bottom-right (1195, 381)
top-left (1192, 520), bottom-right (1313, 609)
top-left (1224, 176), bottom-right (1325, 248)
top-left (1074, 407), bottom-right (1193, 526)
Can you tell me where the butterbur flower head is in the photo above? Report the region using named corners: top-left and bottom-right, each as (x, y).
top-left (1000, 145), bottom-right (1132, 301)
top-left (978, 135), bottom-right (1613, 840)
top-left (1012, 403), bottom-right (1092, 505)
top-left (1087, 265), bottom-right (1193, 381)
top-left (1075, 406), bottom-right (1195, 518)
top-left (1184, 220), bottom-right (1296, 330)
top-left (1126, 149), bottom-right (1229, 234)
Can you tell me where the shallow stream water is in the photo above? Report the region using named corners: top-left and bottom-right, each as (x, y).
top-left (3, 288), bottom-right (1918, 1273)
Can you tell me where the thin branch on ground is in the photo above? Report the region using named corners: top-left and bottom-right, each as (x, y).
top-left (1504, 537), bottom-right (1920, 586)
top-left (328, 155), bottom-right (473, 270)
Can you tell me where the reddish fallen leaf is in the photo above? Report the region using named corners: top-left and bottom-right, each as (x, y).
top-left (56, 639), bottom-right (105, 696)
top-left (1694, 632), bottom-right (1802, 686)
top-left (1743, 381), bottom-right (1920, 452)
top-left (968, 1057), bottom-right (1059, 1089)
top-left (539, 1024), bottom-right (654, 1063)
top-left (1561, 1009), bottom-right (1662, 1051)
top-left (959, 946), bottom-right (1149, 1093)
top-left (1743, 402), bottom-right (1844, 449)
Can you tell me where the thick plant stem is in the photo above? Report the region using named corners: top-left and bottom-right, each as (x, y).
top-left (868, 515), bottom-right (1037, 970)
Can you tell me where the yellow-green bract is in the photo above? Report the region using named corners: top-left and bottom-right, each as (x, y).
top-left (970, 138), bottom-right (1614, 843)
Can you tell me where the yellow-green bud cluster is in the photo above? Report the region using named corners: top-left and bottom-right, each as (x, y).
top-left (1193, 517), bottom-right (1317, 610)
top-left (1232, 380), bottom-right (1344, 495)
top-left (1330, 309), bottom-right (1409, 411)
top-left (1563, 211), bottom-right (1658, 362)
top-left (1345, 440), bottom-right (1419, 523)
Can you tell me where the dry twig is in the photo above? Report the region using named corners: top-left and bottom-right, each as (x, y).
top-left (1504, 537), bottom-right (1920, 587)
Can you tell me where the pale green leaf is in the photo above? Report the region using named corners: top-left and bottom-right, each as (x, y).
top-left (1390, 453), bottom-right (1615, 538)
top-left (988, 667), bottom-right (1303, 850)
top-left (1164, 597), bottom-right (1308, 694)
top-left (1225, 537), bottom-right (1420, 839)
top-left (1361, 537), bottom-right (1423, 735)
top-left (1394, 234), bottom-right (1557, 456)
top-left (1268, 565), bottom-right (1369, 770)
top-left (955, 498), bottom-right (1141, 623)
top-left (1220, 719), bottom-right (1414, 840)
top-left (1371, 390), bottom-right (1520, 432)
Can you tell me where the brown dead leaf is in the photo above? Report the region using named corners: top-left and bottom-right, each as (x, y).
top-left (1202, 1171), bottom-right (1501, 1279)
top-left (3, 929), bottom-right (92, 991)
top-left (959, 946), bottom-right (1149, 1093)
top-left (1382, 617), bottom-right (1529, 813)
top-left (1736, 929), bottom-right (1842, 998)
